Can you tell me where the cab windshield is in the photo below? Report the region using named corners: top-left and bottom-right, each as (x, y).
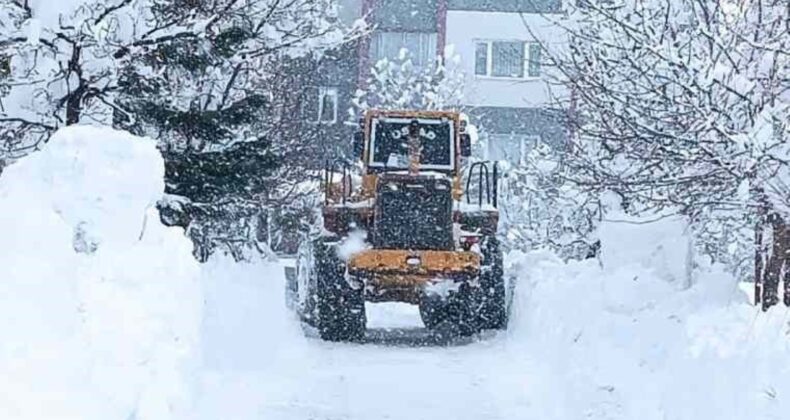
top-left (368, 117), bottom-right (455, 171)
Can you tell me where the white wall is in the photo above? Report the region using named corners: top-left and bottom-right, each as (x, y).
top-left (338, 0), bottom-right (363, 25)
top-left (446, 11), bottom-right (568, 109)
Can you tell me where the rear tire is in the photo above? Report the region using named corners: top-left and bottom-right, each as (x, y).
top-left (314, 238), bottom-right (366, 342)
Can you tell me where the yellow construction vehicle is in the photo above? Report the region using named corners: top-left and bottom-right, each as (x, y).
top-left (289, 110), bottom-right (505, 341)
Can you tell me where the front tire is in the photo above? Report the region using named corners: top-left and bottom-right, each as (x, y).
top-left (419, 293), bottom-right (446, 330)
top-left (313, 238), bottom-right (366, 342)
top-left (419, 281), bottom-right (481, 338)
top-left (477, 237), bottom-right (507, 330)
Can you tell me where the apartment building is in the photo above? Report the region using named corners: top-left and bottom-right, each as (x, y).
top-left (305, 0), bottom-right (567, 163)
top-left (445, 0), bottom-right (567, 162)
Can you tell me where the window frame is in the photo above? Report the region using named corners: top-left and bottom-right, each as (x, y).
top-left (527, 43), bottom-right (542, 78)
top-left (371, 31), bottom-right (439, 70)
top-left (473, 40), bottom-right (542, 80)
top-left (316, 87), bottom-right (339, 125)
top-left (0, 55), bottom-right (9, 77)
top-left (487, 133), bottom-right (542, 166)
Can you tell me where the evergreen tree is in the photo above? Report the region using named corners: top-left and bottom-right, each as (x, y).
top-left (115, 0), bottom-right (360, 260)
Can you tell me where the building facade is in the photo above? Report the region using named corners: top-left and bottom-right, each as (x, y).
top-left (304, 0), bottom-right (568, 164)
top-left (445, 2), bottom-right (567, 162)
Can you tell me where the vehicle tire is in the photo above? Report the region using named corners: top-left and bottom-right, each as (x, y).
top-left (284, 267), bottom-right (298, 311)
top-left (419, 294), bottom-right (447, 329)
top-left (314, 238), bottom-right (366, 342)
top-left (447, 282), bottom-right (483, 337)
top-left (420, 282), bottom-right (481, 338)
top-left (477, 237), bottom-right (507, 330)
top-left (295, 239), bottom-right (318, 327)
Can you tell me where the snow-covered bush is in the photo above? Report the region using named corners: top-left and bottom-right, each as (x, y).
top-left (690, 208), bottom-right (756, 283)
top-left (0, 126), bottom-right (201, 420)
top-left (265, 183), bottom-right (323, 255)
top-left (498, 140), bottom-right (600, 260)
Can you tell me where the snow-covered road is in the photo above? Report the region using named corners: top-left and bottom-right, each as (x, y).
top-left (191, 250), bottom-right (790, 420)
top-left (193, 259), bottom-right (555, 420)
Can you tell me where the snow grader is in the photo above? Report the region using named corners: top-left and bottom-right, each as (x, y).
top-left (287, 110), bottom-right (506, 342)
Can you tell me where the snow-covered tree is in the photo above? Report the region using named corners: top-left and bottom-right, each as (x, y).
top-left (114, 0), bottom-right (361, 260)
top-left (353, 48), bottom-right (465, 115)
top-left (0, 0), bottom-right (141, 158)
top-left (546, 0), bottom-right (788, 300)
top-left (0, 0), bottom-right (363, 260)
top-left (498, 140), bottom-right (601, 260)
top-left (0, 0), bottom-right (358, 150)
top-left (116, 0), bottom-right (356, 153)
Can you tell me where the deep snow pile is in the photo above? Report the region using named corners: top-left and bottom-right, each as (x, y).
top-left (0, 126), bottom-right (201, 420)
top-left (509, 210), bottom-right (790, 419)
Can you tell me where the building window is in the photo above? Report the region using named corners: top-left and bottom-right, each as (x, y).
top-left (371, 32), bottom-right (438, 69)
top-left (474, 43), bottom-right (488, 76)
top-left (492, 41), bottom-right (524, 78)
top-left (0, 55), bottom-right (9, 78)
top-left (577, 0), bottom-right (614, 8)
top-left (488, 134), bottom-right (541, 165)
top-left (474, 41), bottom-right (542, 79)
top-left (0, 55), bottom-right (9, 99)
top-left (528, 43), bottom-right (542, 77)
top-left (317, 87), bottom-right (338, 124)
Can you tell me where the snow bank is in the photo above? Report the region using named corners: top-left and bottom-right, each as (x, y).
top-left (509, 212), bottom-right (790, 419)
top-left (0, 126), bottom-right (201, 420)
top-left (598, 205), bottom-right (693, 287)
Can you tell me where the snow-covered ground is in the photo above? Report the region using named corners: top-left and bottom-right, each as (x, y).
top-left (192, 256), bottom-right (790, 419)
top-left (190, 217), bottom-right (790, 420)
top-left (3, 125), bottom-right (790, 420)
top-left (194, 257), bottom-right (545, 420)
